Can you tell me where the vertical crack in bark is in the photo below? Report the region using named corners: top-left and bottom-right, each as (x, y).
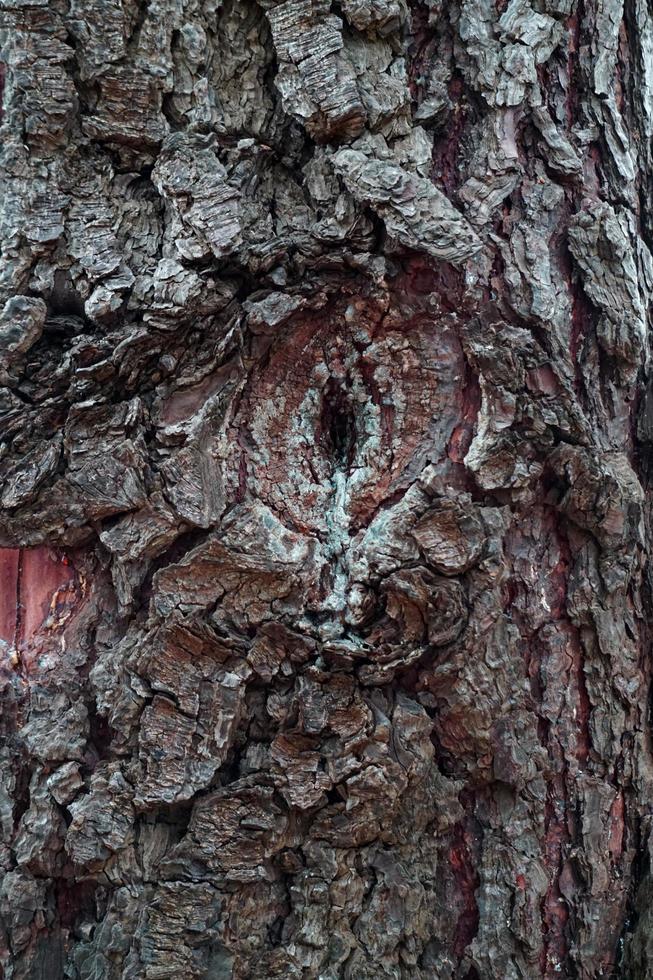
top-left (322, 377), bottom-right (357, 472)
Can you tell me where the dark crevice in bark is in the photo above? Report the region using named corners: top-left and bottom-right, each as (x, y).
top-left (320, 378), bottom-right (358, 471)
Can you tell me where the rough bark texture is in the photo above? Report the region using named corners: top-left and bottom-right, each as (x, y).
top-left (0, 0), bottom-right (653, 977)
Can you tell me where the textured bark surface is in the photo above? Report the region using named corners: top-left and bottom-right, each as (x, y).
top-left (1, 0), bottom-right (653, 977)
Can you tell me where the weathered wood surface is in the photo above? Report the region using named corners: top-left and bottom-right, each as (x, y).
top-left (0, 0), bottom-right (653, 977)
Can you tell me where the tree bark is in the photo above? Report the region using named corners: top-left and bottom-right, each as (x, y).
top-left (0, 0), bottom-right (652, 977)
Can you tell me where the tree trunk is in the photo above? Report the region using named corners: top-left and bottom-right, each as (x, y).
top-left (1, 0), bottom-right (652, 977)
